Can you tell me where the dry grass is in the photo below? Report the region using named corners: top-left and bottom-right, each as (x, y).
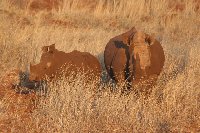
top-left (0, 0), bottom-right (200, 132)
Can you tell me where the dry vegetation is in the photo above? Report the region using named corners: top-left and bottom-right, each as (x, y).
top-left (0, 0), bottom-right (200, 132)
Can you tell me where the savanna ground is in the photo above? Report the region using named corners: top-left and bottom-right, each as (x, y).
top-left (0, 0), bottom-right (200, 132)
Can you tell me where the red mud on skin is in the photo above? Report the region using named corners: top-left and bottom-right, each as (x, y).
top-left (30, 44), bottom-right (102, 82)
top-left (0, 70), bottom-right (38, 132)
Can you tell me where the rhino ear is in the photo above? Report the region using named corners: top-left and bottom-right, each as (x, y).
top-left (50, 44), bottom-right (55, 50)
top-left (42, 46), bottom-right (48, 53)
top-left (130, 27), bottom-right (136, 32)
top-left (128, 27), bottom-right (137, 45)
top-left (42, 44), bottom-right (55, 53)
top-left (47, 44), bottom-right (55, 53)
top-left (145, 33), bottom-right (154, 45)
top-left (130, 27), bottom-right (137, 37)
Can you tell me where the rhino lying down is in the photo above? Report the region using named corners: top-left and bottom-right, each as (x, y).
top-left (16, 44), bottom-right (102, 91)
top-left (30, 44), bottom-right (102, 82)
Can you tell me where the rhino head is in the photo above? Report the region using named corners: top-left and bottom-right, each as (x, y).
top-left (29, 44), bottom-right (56, 81)
top-left (128, 31), bottom-right (156, 77)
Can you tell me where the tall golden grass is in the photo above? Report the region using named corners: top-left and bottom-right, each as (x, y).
top-left (0, 0), bottom-right (200, 132)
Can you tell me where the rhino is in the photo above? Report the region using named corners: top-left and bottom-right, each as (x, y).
top-left (104, 27), bottom-right (165, 91)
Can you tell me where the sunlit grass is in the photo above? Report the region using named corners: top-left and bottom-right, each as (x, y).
top-left (0, 0), bottom-right (199, 132)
